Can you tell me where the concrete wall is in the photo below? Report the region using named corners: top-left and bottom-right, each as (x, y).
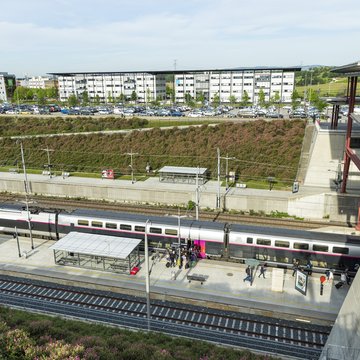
top-left (320, 271), bottom-right (360, 360)
top-left (0, 173), bottom-right (358, 223)
top-left (304, 123), bottom-right (360, 190)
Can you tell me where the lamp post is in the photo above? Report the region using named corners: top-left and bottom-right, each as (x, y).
top-left (19, 141), bottom-right (34, 250)
top-left (144, 219), bottom-right (151, 331)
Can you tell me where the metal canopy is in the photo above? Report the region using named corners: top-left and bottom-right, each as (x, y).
top-left (159, 166), bottom-right (208, 175)
top-left (50, 232), bottom-right (141, 259)
top-left (331, 61), bottom-right (360, 77)
top-left (325, 96), bottom-right (360, 105)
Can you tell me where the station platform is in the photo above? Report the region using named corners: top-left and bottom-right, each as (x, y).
top-left (0, 234), bottom-right (348, 326)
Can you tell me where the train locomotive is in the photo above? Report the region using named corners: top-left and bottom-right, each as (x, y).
top-left (1, 203), bottom-right (360, 271)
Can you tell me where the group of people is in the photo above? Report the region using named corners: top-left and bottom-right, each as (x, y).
top-left (243, 263), bottom-right (267, 284)
top-left (292, 259), bottom-right (313, 277)
top-left (166, 245), bottom-right (200, 270)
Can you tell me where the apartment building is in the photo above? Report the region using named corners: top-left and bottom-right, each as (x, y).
top-left (174, 68), bottom-right (297, 104)
top-left (51, 72), bottom-right (167, 103)
top-left (0, 72), bottom-right (16, 102)
top-left (17, 76), bottom-right (58, 89)
top-left (50, 67), bottom-right (299, 104)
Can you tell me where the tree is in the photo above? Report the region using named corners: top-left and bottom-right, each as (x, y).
top-left (82, 91), bottom-right (89, 106)
top-left (117, 93), bottom-right (125, 103)
top-left (258, 89), bottom-right (266, 108)
top-left (240, 90), bottom-right (250, 107)
top-left (184, 92), bottom-right (193, 106)
top-left (196, 92), bottom-right (205, 105)
top-left (68, 94), bottom-right (78, 107)
top-left (131, 90), bottom-right (138, 102)
top-left (166, 84), bottom-right (175, 103)
top-left (94, 95), bottom-right (101, 105)
top-left (146, 88), bottom-right (152, 104)
top-left (291, 89), bottom-right (301, 110)
top-left (36, 89), bottom-right (47, 105)
top-left (212, 93), bottom-right (220, 108)
top-left (228, 95), bottom-right (237, 107)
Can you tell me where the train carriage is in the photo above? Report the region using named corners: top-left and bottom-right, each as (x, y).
top-left (228, 223), bottom-right (360, 269)
top-left (1, 203), bottom-right (360, 271)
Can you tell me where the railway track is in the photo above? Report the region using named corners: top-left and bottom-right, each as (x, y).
top-left (0, 275), bottom-right (329, 359)
top-left (0, 193), bottom-right (348, 230)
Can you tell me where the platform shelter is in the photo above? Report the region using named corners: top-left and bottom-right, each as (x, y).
top-left (158, 166), bottom-right (208, 184)
top-left (50, 232), bottom-right (141, 274)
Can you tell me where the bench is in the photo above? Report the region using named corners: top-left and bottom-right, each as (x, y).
top-left (9, 168), bottom-right (18, 174)
top-left (187, 273), bottom-right (207, 285)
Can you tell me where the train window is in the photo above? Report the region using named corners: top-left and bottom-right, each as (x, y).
top-left (256, 238), bottom-right (271, 246)
top-left (77, 220), bottom-right (89, 226)
top-left (150, 227), bottom-right (162, 234)
top-left (246, 237), bottom-right (253, 244)
top-left (275, 240), bottom-right (290, 248)
top-left (165, 229), bottom-right (178, 236)
top-left (332, 247), bottom-right (349, 255)
top-left (91, 221), bottom-right (103, 228)
top-left (294, 242), bottom-right (309, 250)
top-left (105, 222), bottom-right (117, 229)
top-left (135, 226), bottom-right (145, 232)
top-left (120, 224), bottom-right (131, 231)
top-left (313, 244), bottom-right (328, 252)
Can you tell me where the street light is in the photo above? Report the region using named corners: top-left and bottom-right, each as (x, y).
top-left (19, 140), bottom-right (34, 250)
top-left (167, 209), bottom-right (189, 260)
top-left (144, 219), bottom-right (151, 331)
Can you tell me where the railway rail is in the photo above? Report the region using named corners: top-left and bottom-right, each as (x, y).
top-left (0, 275), bottom-right (329, 359)
top-left (0, 193), bottom-right (349, 230)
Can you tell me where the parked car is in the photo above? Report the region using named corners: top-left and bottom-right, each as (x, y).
top-left (265, 112), bottom-right (284, 118)
top-left (170, 110), bottom-right (184, 117)
top-left (289, 111), bottom-right (307, 119)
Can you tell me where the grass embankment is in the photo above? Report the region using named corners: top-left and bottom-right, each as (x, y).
top-left (0, 306), bottom-right (279, 360)
top-left (0, 120), bottom-right (306, 189)
top-left (295, 78), bottom-right (349, 98)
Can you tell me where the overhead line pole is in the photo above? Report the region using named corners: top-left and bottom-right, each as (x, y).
top-left (41, 147), bottom-right (54, 178)
top-left (124, 149), bottom-right (138, 184)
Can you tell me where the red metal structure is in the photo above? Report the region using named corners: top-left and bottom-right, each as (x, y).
top-left (331, 62), bottom-right (360, 193)
top-left (331, 62), bottom-right (360, 229)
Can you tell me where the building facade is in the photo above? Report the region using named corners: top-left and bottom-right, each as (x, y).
top-left (0, 72), bottom-right (16, 102)
top-left (174, 68), bottom-right (297, 104)
top-left (50, 67), bottom-right (299, 104)
top-left (17, 76), bottom-right (58, 89)
top-left (52, 72), bottom-right (167, 103)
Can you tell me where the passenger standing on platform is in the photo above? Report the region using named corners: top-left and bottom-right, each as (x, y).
top-left (243, 265), bottom-right (252, 283)
top-left (292, 259), bottom-right (299, 277)
top-left (344, 268), bottom-right (351, 285)
top-left (306, 259), bottom-right (313, 276)
top-left (258, 263), bottom-right (267, 278)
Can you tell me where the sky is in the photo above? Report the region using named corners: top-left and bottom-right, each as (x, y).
top-left (1, 0), bottom-right (360, 77)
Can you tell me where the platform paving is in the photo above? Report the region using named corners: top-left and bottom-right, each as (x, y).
top-left (0, 234), bottom-right (348, 326)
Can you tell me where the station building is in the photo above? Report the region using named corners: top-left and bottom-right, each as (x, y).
top-left (49, 66), bottom-right (299, 105)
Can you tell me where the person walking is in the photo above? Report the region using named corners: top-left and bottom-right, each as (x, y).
top-left (243, 265), bottom-right (252, 283)
top-left (258, 263), bottom-right (267, 278)
top-left (292, 259), bottom-right (299, 277)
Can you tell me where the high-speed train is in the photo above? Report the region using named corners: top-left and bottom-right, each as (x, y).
top-left (1, 203), bottom-right (360, 271)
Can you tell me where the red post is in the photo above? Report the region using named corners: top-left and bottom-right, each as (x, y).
top-left (356, 201), bottom-right (360, 231)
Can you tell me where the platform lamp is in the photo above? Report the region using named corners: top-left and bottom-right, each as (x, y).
top-left (144, 219), bottom-right (152, 331)
top-left (18, 140), bottom-right (34, 250)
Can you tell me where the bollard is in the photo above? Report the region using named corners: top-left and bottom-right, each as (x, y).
top-left (320, 275), bottom-right (326, 296)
